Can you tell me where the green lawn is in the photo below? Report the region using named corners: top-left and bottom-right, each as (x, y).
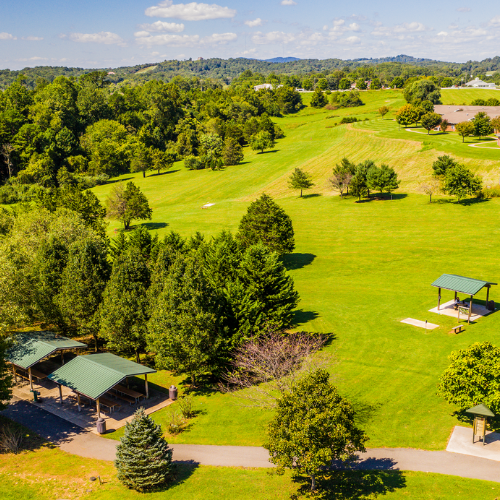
top-left (91, 88), bottom-right (500, 451)
top-left (1, 444), bottom-right (500, 500)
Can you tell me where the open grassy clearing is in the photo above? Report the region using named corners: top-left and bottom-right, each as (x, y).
top-left (440, 88), bottom-right (500, 104)
top-left (90, 88), bottom-right (500, 452)
top-left (1, 443), bottom-right (500, 500)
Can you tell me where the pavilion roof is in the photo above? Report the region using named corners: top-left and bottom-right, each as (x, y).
top-left (432, 274), bottom-right (497, 296)
top-left (466, 403), bottom-right (495, 417)
top-left (47, 353), bottom-right (156, 400)
top-left (6, 331), bottom-right (87, 370)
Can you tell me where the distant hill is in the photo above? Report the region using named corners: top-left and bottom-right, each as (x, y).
top-left (263, 57), bottom-right (301, 63)
top-left (350, 54), bottom-right (438, 64)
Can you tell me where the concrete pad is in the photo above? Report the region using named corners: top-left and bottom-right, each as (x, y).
top-left (447, 425), bottom-right (500, 461)
top-left (401, 318), bottom-right (439, 330)
top-left (429, 299), bottom-right (493, 322)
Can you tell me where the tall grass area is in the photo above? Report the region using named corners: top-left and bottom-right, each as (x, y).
top-left (93, 88), bottom-right (500, 451)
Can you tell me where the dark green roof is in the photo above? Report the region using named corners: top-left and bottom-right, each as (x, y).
top-left (5, 332), bottom-right (87, 370)
top-left (47, 353), bottom-right (156, 400)
top-left (466, 404), bottom-right (495, 417)
top-left (432, 274), bottom-right (497, 296)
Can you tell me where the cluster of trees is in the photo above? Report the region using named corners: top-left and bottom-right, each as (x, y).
top-left (456, 113), bottom-right (498, 142)
top-left (0, 194), bottom-right (298, 386)
top-left (420, 155), bottom-right (482, 202)
top-left (471, 98), bottom-right (500, 106)
top-left (330, 90), bottom-right (364, 108)
top-left (0, 71), bottom-right (300, 190)
top-left (329, 158), bottom-right (400, 201)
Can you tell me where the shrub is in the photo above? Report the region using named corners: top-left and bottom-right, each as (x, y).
top-left (168, 411), bottom-right (184, 435)
top-left (0, 423), bottom-right (23, 454)
top-left (481, 186), bottom-right (500, 198)
top-left (177, 395), bottom-right (194, 419)
top-left (330, 90), bottom-right (364, 108)
top-left (184, 155), bottom-right (203, 170)
top-left (339, 117), bottom-right (358, 124)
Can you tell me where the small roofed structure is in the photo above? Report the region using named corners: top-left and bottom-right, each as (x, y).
top-left (465, 77), bottom-right (496, 88)
top-left (431, 274), bottom-right (497, 323)
top-left (433, 105), bottom-right (500, 131)
top-left (48, 353), bottom-right (156, 417)
top-left (6, 331), bottom-right (86, 392)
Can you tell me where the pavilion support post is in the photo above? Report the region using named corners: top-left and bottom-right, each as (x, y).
top-left (454, 291), bottom-right (457, 302)
top-left (28, 367), bottom-right (33, 392)
top-left (468, 295), bottom-right (473, 324)
top-left (96, 398), bottom-right (101, 418)
top-left (58, 384), bottom-right (63, 405)
top-left (76, 393), bottom-right (81, 412)
top-left (145, 374), bottom-right (149, 399)
top-left (61, 351), bottom-right (64, 365)
top-left (12, 365), bottom-right (17, 384)
top-left (486, 286), bottom-right (490, 306)
top-left (438, 288), bottom-right (441, 311)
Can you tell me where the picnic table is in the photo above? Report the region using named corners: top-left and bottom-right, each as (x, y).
top-left (99, 396), bottom-right (121, 413)
top-left (30, 368), bottom-right (47, 380)
top-left (113, 384), bottom-right (144, 404)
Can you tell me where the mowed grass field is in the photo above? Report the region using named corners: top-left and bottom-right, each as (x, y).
top-left (2, 444), bottom-right (500, 500)
top-left (91, 88), bottom-right (500, 451)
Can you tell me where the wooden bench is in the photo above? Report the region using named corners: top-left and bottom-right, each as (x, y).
top-left (99, 396), bottom-right (121, 414)
top-left (450, 325), bottom-right (464, 334)
top-left (113, 384), bottom-right (144, 404)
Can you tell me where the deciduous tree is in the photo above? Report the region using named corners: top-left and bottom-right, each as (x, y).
top-left (443, 164), bottom-right (482, 201)
top-left (105, 181), bottom-right (152, 230)
top-left (288, 167), bottom-right (314, 197)
top-left (456, 121), bottom-right (475, 143)
top-left (250, 130), bottom-right (275, 154)
top-left (421, 112), bottom-right (442, 134)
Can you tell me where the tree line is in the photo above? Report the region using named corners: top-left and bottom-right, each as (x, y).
top-left (0, 71), bottom-right (303, 197)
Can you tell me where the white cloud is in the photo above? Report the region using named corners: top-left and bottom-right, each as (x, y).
top-left (489, 16), bottom-right (500, 27)
top-left (244, 18), bottom-right (263, 28)
top-left (0, 32), bottom-right (16, 40)
top-left (66, 31), bottom-right (126, 46)
top-left (138, 21), bottom-right (185, 32)
top-left (349, 23), bottom-right (360, 32)
top-left (372, 22), bottom-right (430, 37)
top-left (134, 31), bottom-right (151, 37)
top-left (240, 48), bottom-right (257, 56)
top-left (135, 31), bottom-right (237, 46)
top-left (437, 31), bottom-right (448, 36)
top-left (393, 22), bottom-right (427, 33)
top-left (343, 36), bottom-right (361, 44)
top-left (23, 36), bottom-right (44, 41)
top-left (145, 1), bottom-right (236, 21)
top-left (281, 0), bottom-right (297, 4)
top-left (252, 31), bottom-right (297, 44)
top-left (457, 7), bottom-right (471, 12)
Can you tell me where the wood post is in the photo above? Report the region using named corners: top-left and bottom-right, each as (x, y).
top-left (61, 351), bottom-right (64, 365)
top-left (12, 365), bottom-right (17, 384)
top-left (486, 286), bottom-right (490, 306)
top-left (126, 377), bottom-right (129, 389)
top-left (454, 291), bottom-right (457, 302)
top-left (28, 367), bottom-right (33, 392)
top-left (96, 398), bottom-right (101, 418)
top-left (77, 393), bottom-right (81, 412)
top-left (58, 384), bottom-right (63, 405)
top-left (145, 374), bottom-right (149, 399)
top-left (468, 295), bottom-right (473, 324)
top-left (438, 288), bottom-right (441, 311)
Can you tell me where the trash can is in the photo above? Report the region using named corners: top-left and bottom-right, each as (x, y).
top-left (30, 390), bottom-right (40, 402)
top-left (488, 300), bottom-right (495, 311)
top-left (169, 385), bottom-right (178, 401)
top-left (96, 418), bottom-right (106, 435)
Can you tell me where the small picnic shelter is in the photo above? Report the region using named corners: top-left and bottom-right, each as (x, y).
top-left (431, 274), bottom-right (497, 323)
top-left (47, 353), bottom-right (156, 417)
top-left (6, 332), bottom-right (87, 392)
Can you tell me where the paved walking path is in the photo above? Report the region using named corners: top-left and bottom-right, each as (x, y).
top-left (4, 398), bottom-right (500, 482)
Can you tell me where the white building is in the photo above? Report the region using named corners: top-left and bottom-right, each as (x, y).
top-left (253, 83), bottom-right (273, 91)
top-left (465, 77), bottom-right (496, 88)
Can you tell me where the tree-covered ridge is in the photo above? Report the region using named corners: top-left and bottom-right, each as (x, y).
top-left (3, 54), bottom-right (500, 89)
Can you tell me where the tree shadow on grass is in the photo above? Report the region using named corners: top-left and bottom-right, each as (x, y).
top-left (138, 222), bottom-right (169, 231)
top-left (435, 197), bottom-right (489, 206)
top-left (302, 193), bottom-right (322, 199)
top-left (292, 468), bottom-right (406, 500)
top-left (283, 253), bottom-right (316, 270)
top-left (257, 149), bottom-right (279, 154)
top-left (103, 177), bottom-right (134, 185)
top-left (149, 169), bottom-right (181, 177)
top-left (293, 309), bottom-right (319, 326)
top-left (147, 462), bottom-right (199, 493)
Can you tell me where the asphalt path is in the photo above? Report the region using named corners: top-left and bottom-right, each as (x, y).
top-left (4, 399), bottom-right (500, 482)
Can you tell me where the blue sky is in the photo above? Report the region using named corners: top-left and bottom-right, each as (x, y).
top-left (1, 1), bottom-right (500, 70)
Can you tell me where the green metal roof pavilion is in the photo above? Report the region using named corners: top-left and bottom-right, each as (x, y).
top-left (6, 331), bottom-right (87, 370)
top-left (432, 274), bottom-right (497, 296)
top-left (47, 353), bottom-right (156, 401)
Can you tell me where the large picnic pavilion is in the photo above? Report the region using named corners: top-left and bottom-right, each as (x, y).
top-left (431, 274), bottom-right (497, 323)
top-left (6, 331), bottom-right (87, 392)
top-left (47, 353), bottom-right (156, 417)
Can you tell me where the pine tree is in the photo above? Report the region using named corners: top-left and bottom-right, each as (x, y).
top-left (115, 407), bottom-right (172, 492)
top-left (237, 194), bottom-right (295, 255)
top-left (100, 247), bottom-right (150, 362)
top-left (0, 339), bottom-right (12, 411)
top-left (58, 238), bottom-right (110, 351)
top-left (288, 168), bottom-right (314, 197)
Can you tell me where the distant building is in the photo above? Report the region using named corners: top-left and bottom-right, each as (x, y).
top-left (433, 105), bottom-right (500, 131)
top-left (253, 83), bottom-right (275, 91)
top-left (465, 77), bottom-right (496, 88)
top-left (107, 71), bottom-right (116, 75)
top-left (197, 57), bottom-right (204, 61)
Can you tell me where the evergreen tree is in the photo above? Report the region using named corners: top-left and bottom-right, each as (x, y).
top-left (58, 238), bottom-right (110, 351)
top-left (237, 194), bottom-right (295, 255)
top-left (250, 131), bottom-right (275, 154)
top-left (230, 243), bottom-right (299, 340)
top-left (380, 164), bottom-right (400, 199)
top-left (0, 339), bottom-right (12, 411)
top-left (287, 167), bottom-right (314, 197)
top-left (222, 137), bottom-right (244, 166)
top-left (100, 247), bottom-right (150, 361)
top-left (310, 89), bottom-right (327, 108)
top-left (147, 252), bottom-right (222, 386)
top-left (115, 407), bottom-right (173, 492)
